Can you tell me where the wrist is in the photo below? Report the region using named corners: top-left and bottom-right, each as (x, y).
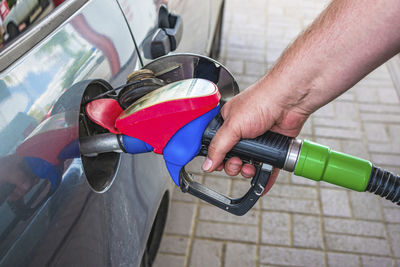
top-left (256, 72), bottom-right (315, 115)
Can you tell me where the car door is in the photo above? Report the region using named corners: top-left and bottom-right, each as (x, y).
top-left (0, 0), bottom-right (171, 266)
top-left (118, 0), bottom-right (212, 65)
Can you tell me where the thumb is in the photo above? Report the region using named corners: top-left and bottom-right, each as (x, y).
top-left (202, 121), bottom-right (241, 172)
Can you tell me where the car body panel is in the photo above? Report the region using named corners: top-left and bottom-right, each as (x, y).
top-left (118, 0), bottom-right (222, 64)
top-left (167, 0), bottom-right (210, 55)
top-left (0, 0), bottom-right (173, 266)
top-left (0, 0), bottom-right (223, 266)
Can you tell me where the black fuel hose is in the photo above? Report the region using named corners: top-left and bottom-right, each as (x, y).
top-left (367, 166), bottom-right (400, 205)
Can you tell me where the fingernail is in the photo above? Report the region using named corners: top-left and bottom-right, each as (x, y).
top-left (242, 171), bottom-right (252, 178)
top-left (202, 157), bottom-right (213, 171)
top-left (229, 163), bottom-right (240, 172)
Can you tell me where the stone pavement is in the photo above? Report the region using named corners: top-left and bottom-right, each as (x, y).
top-left (154, 0), bottom-right (400, 266)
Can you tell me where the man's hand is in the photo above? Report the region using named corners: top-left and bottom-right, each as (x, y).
top-left (202, 78), bottom-right (311, 194)
top-left (202, 0), bottom-right (400, 195)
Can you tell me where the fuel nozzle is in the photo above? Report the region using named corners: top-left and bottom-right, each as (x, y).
top-left (79, 53), bottom-right (399, 217)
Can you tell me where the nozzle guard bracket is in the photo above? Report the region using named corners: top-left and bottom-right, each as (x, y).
top-left (179, 163), bottom-right (272, 216)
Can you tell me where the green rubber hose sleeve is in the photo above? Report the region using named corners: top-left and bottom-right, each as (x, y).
top-left (294, 140), bottom-right (372, 191)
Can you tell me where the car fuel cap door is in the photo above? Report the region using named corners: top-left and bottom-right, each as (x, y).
top-left (143, 53), bottom-right (239, 105)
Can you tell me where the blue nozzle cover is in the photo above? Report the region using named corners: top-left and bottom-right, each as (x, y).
top-left (122, 135), bottom-right (153, 154)
top-left (163, 105), bottom-right (220, 186)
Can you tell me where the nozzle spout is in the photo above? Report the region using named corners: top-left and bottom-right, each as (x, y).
top-left (80, 133), bottom-right (123, 157)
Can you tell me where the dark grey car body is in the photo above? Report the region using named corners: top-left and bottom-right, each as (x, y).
top-left (0, 0), bottom-right (223, 266)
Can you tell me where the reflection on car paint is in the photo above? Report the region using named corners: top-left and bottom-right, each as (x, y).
top-left (0, 0), bottom-right (141, 265)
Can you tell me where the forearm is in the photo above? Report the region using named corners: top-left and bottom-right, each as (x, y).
top-left (261, 0), bottom-right (400, 114)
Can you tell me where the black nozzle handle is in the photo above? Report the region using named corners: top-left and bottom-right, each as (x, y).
top-left (201, 114), bottom-right (294, 170)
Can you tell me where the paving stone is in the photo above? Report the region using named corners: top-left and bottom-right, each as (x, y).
top-left (314, 127), bottom-right (362, 140)
top-left (259, 246), bottom-right (324, 266)
top-left (268, 6), bottom-right (284, 17)
top-left (313, 103), bottom-right (335, 117)
top-left (165, 202), bottom-right (196, 235)
top-left (203, 176), bottom-right (231, 196)
top-left (266, 38), bottom-right (291, 50)
top-left (358, 103), bottom-right (400, 114)
top-left (158, 235), bottom-right (189, 255)
top-left (371, 154), bottom-right (400, 167)
top-left (383, 207), bottom-right (400, 223)
top-left (341, 140), bottom-right (370, 159)
top-left (369, 65), bottom-right (392, 79)
top-left (235, 74), bottom-right (260, 90)
top-left (153, 254), bottom-right (185, 267)
top-left (266, 47), bottom-right (284, 63)
top-left (225, 243), bottom-right (257, 267)
top-left (226, 46), bottom-right (266, 62)
top-left (198, 204), bottom-right (258, 225)
top-left (267, 184), bottom-right (318, 199)
top-left (377, 88), bottom-right (399, 104)
top-left (337, 91), bottom-right (355, 101)
top-left (276, 171), bottom-right (291, 184)
top-left (261, 211), bottom-right (290, 245)
top-left (245, 61), bottom-right (266, 77)
top-left (361, 255), bottom-right (396, 267)
top-left (387, 224), bottom-right (400, 257)
top-left (325, 233), bottom-right (391, 256)
top-left (327, 252), bottom-right (360, 267)
top-left (247, 34), bottom-right (267, 49)
top-left (196, 221), bottom-right (257, 243)
top-left (290, 173), bottom-right (318, 186)
top-left (300, 118), bottom-right (313, 135)
top-left (319, 180), bottom-right (343, 189)
top-left (355, 88), bottom-right (379, 103)
top-left (293, 214), bottom-right (323, 248)
top-left (324, 218), bottom-right (385, 237)
top-left (227, 36), bottom-right (247, 49)
top-left (314, 137), bottom-right (342, 151)
top-left (172, 186), bottom-right (197, 203)
top-left (349, 191), bottom-right (383, 220)
top-left (320, 188), bottom-right (351, 217)
top-left (261, 196), bottom-right (320, 215)
top-left (364, 123), bottom-right (389, 142)
top-left (381, 197), bottom-right (400, 208)
top-left (232, 179), bottom-right (254, 199)
top-left (360, 113), bottom-right (400, 123)
top-left (189, 240), bottom-right (222, 267)
top-left (225, 59), bottom-right (244, 74)
top-left (335, 102), bottom-right (359, 120)
top-left (388, 125), bottom-right (400, 144)
top-left (358, 76), bottom-right (394, 87)
top-left (185, 157), bottom-right (205, 174)
top-left (368, 143), bottom-right (400, 154)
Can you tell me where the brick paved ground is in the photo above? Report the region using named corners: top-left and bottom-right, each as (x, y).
top-left (154, 0), bottom-right (400, 266)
